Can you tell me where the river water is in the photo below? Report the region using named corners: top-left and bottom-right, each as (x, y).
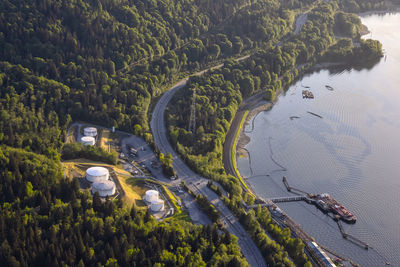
top-left (238, 13), bottom-right (400, 266)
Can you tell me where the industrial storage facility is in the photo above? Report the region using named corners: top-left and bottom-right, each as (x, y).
top-left (150, 199), bottom-right (164, 212)
top-left (84, 127), bottom-right (98, 137)
top-left (81, 136), bottom-right (95, 146)
top-left (144, 190), bottom-right (165, 212)
top-left (91, 180), bottom-right (116, 197)
top-left (144, 190), bottom-right (159, 202)
top-left (86, 167), bottom-right (109, 183)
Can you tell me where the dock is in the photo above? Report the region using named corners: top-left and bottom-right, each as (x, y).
top-left (244, 176), bottom-right (372, 266)
top-left (270, 195), bottom-right (306, 203)
top-left (247, 196), bottom-right (306, 208)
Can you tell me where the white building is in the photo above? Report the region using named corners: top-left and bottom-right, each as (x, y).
top-left (81, 136), bottom-right (95, 146)
top-left (91, 180), bottom-right (116, 197)
top-left (150, 199), bottom-right (164, 212)
top-left (84, 127), bottom-right (98, 137)
top-left (86, 167), bottom-right (109, 183)
top-left (144, 190), bottom-right (159, 203)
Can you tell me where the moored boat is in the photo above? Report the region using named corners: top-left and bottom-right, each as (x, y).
top-left (313, 193), bottom-right (356, 223)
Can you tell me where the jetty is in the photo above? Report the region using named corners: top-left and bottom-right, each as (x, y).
top-left (247, 196), bottom-right (306, 208)
top-left (245, 176), bottom-right (371, 265)
top-left (336, 220), bottom-right (369, 250)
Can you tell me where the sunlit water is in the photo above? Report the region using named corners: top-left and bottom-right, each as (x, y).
top-left (238, 13), bottom-right (400, 266)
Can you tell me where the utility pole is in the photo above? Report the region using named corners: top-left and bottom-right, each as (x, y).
top-left (188, 88), bottom-right (196, 133)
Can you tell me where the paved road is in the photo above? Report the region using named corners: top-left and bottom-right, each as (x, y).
top-left (294, 13), bottom-right (308, 35)
top-left (150, 76), bottom-right (267, 267)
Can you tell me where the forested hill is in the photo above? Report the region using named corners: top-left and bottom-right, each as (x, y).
top-left (0, 146), bottom-right (248, 266)
top-left (0, 0), bottom-right (387, 266)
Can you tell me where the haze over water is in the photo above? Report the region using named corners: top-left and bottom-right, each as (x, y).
top-left (238, 13), bottom-right (400, 266)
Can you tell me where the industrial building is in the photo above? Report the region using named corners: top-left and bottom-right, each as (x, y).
top-left (91, 180), bottom-right (116, 197)
top-left (81, 136), bottom-right (95, 146)
top-left (144, 190), bottom-right (165, 212)
top-left (84, 127), bottom-right (98, 137)
top-left (144, 190), bottom-right (159, 202)
top-left (150, 199), bottom-right (164, 212)
top-left (86, 166), bottom-right (109, 183)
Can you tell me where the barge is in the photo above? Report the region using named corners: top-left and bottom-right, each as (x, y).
top-left (312, 193), bottom-right (356, 223)
top-left (302, 90), bottom-right (314, 99)
top-left (282, 177), bottom-right (356, 224)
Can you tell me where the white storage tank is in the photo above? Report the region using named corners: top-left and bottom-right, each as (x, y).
top-left (86, 167), bottom-right (109, 183)
top-left (81, 136), bottom-right (95, 146)
top-left (84, 127), bottom-right (97, 137)
top-left (144, 190), bottom-right (159, 203)
top-left (150, 199), bottom-right (164, 212)
top-left (91, 180), bottom-right (116, 197)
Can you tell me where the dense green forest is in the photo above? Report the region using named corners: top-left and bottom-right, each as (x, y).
top-left (62, 143), bottom-right (118, 165)
top-left (0, 0), bottom-right (387, 265)
top-left (0, 146), bottom-right (248, 266)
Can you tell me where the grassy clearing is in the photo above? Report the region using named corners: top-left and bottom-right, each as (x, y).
top-left (231, 110), bottom-right (250, 191)
top-left (120, 177), bottom-right (148, 208)
top-left (63, 161), bottom-right (86, 179)
top-left (62, 158), bottom-right (117, 167)
top-left (98, 129), bottom-right (119, 153)
top-left (62, 159), bottom-right (148, 208)
top-left (98, 129), bottom-right (110, 150)
top-left (166, 210), bottom-right (192, 223)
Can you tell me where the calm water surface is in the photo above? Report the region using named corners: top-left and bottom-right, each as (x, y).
top-left (238, 13), bottom-right (400, 266)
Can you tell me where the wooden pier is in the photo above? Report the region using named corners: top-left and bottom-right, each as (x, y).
top-left (245, 177), bottom-right (370, 265)
top-left (270, 196), bottom-right (306, 203)
top-left (283, 176), bottom-right (309, 195)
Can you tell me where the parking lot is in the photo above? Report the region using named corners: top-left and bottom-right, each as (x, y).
top-left (120, 135), bottom-right (170, 183)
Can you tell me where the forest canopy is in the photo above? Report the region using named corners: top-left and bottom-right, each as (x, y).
top-left (0, 0), bottom-right (386, 265)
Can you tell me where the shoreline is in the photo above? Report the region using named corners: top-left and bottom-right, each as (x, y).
top-left (221, 9), bottom-right (398, 267)
top-left (358, 5), bottom-right (400, 17)
top-left (222, 87), bottom-right (283, 197)
top-left (224, 7), bottom-right (397, 189)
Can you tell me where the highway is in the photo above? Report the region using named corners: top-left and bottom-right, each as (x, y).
top-left (150, 76), bottom-right (266, 267)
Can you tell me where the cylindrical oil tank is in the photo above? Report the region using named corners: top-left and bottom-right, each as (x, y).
top-left (84, 127), bottom-right (97, 137)
top-left (81, 136), bottom-right (95, 146)
top-left (145, 190), bottom-right (159, 203)
top-left (86, 167), bottom-right (109, 183)
top-left (91, 180), bottom-right (116, 197)
top-left (150, 199), bottom-right (164, 212)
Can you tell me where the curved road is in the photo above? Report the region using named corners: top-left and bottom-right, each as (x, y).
top-left (150, 77), bottom-right (266, 266)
